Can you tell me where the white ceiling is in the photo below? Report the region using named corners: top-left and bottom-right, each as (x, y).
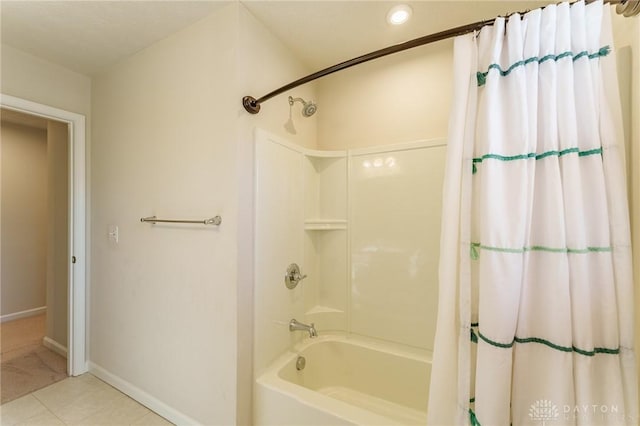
top-left (0, 1), bottom-right (229, 75)
top-left (1, 0), bottom-right (562, 77)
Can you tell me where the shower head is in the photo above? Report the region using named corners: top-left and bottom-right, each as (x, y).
top-left (288, 96), bottom-right (317, 117)
top-left (302, 101), bottom-right (317, 117)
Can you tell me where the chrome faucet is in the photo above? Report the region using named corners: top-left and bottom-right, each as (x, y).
top-left (289, 319), bottom-right (317, 338)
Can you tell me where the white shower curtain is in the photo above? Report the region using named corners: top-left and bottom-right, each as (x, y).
top-left (428, 1), bottom-right (638, 425)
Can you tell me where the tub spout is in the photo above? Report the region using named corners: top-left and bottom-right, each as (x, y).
top-left (289, 319), bottom-right (317, 338)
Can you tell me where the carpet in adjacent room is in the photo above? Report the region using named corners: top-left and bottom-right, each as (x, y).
top-left (0, 315), bottom-right (67, 404)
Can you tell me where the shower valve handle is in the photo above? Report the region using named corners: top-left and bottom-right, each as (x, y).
top-left (285, 263), bottom-right (307, 289)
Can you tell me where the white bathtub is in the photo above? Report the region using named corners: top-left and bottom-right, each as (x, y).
top-left (254, 334), bottom-right (431, 425)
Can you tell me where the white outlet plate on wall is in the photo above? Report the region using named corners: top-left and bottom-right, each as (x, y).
top-left (108, 225), bottom-right (119, 243)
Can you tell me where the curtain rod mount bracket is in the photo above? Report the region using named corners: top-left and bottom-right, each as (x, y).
top-left (243, 96), bottom-right (261, 114)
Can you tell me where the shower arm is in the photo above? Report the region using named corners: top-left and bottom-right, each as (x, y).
top-left (288, 97), bottom-right (304, 106)
top-left (242, 0), bottom-right (635, 115)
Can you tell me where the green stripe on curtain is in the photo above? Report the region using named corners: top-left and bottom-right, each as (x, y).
top-left (469, 408), bottom-right (482, 426)
top-left (471, 147), bottom-right (602, 174)
top-left (470, 242), bottom-right (612, 256)
top-left (475, 330), bottom-right (620, 356)
top-left (476, 46), bottom-right (610, 86)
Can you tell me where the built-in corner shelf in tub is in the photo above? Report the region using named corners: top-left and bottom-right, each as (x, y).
top-left (304, 219), bottom-right (347, 230)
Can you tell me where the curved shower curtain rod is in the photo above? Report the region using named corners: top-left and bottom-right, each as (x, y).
top-left (242, 0), bottom-right (637, 114)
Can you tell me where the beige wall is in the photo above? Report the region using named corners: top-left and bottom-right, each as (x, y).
top-left (238, 5), bottom-right (317, 151)
top-left (317, 40), bottom-right (453, 150)
top-left (91, 4), bottom-right (240, 424)
top-left (46, 120), bottom-right (69, 348)
top-left (1, 122), bottom-right (48, 316)
top-left (1, 45), bottom-right (91, 117)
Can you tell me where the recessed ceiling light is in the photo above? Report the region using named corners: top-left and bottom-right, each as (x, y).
top-left (387, 4), bottom-right (412, 25)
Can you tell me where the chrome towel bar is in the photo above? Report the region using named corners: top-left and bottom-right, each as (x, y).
top-left (140, 215), bottom-right (222, 226)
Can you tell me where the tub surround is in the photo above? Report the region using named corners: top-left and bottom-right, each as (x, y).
top-left (254, 130), bottom-right (443, 423)
top-left (255, 130), bottom-right (444, 365)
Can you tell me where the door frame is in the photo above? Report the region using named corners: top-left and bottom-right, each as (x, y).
top-left (1, 93), bottom-right (87, 376)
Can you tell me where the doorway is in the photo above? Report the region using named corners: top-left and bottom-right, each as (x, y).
top-left (0, 94), bottom-right (87, 380)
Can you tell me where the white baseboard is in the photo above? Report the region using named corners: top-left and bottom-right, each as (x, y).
top-left (0, 306), bottom-right (46, 323)
top-left (42, 336), bottom-right (68, 358)
top-left (88, 362), bottom-right (200, 426)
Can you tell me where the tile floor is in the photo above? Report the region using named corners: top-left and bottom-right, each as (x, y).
top-left (0, 373), bottom-right (174, 426)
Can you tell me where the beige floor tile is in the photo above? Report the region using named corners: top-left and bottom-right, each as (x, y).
top-left (0, 394), bottom-right (48, 426)
top-left (14, 409), bottom-right (65, 426)
top-left (67, 394), bottom-right (151, 425)
top-left (131, 411), bottom-right (175, 426)
top-left (32, 373), bottom-right (110, 411)
top-left (46, 385), bottom-right (125, 424)
top-left (6, 374), bottom-right (174, 426)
